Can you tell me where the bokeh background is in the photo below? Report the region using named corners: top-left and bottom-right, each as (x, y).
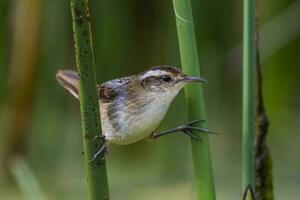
top-left (1, 0), bottom-right (300, 199)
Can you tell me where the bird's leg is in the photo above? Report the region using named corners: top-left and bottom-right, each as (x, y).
top-left (88, 135), bottom-right (107, 163)
top-left (151, 120), bottom-right (217, 142)
top-left (92, 134), bottom-right (105, 141)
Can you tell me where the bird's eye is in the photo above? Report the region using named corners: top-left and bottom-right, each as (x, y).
top-left (161, 75), bottom-right (172, 82)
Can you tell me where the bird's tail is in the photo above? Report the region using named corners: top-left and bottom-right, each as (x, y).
top-left (56, 70), bottom-right (80, 99)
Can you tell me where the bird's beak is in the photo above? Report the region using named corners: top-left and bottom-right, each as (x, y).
top-left (179, 75), bottom-right (207, 83)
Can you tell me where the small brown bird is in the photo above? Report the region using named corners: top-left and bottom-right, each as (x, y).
top-left (56, 65), bottom-right (212, 161)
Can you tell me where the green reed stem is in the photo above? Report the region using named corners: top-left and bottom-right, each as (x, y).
top-left (242, 0), bottom-right (255, 196)
top-left (172, 0), bottom-right (215, 199)
top-left (69, 0), bottom-right (109, 199)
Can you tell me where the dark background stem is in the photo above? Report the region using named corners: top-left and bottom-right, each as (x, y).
top-left (254, 2), bottom-right (274, 199)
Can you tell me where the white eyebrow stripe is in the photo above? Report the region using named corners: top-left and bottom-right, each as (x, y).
top-left (141, 70), bottom-right (169, 79)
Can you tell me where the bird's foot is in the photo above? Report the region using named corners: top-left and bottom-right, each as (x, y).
top-left (152, 119), bottom-right (217, 142)
top-left (88, 137), bottom-right (107, 163)
top-left (180, 120), bottom-right (217, 141)
top-left (92, 134), bottom-right (105, 141)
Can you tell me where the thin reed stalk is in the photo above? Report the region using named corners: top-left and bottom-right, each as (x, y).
top-left (172, 0), bottom-right (215, 199)
top-left (242, 0), bottom-right (255, 197)
top-left (69, 0), bottom-right (109, 199)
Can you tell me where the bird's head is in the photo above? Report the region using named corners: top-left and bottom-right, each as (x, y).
top-left (139, 65), bottom-right (206, 96)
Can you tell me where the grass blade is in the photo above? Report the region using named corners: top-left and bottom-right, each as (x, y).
top-left (10, 157), bottom-right (46, 200)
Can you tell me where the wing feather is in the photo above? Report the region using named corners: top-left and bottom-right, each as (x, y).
top-left (98, 77), bottom-right (131, 103)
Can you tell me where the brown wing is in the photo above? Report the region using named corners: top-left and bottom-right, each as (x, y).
top-left (98, 77), bottom-right (131, 103)
top-left (98, 76), bottom-right (135, 103)
top-left (98, 83), bottom-right (117, 103)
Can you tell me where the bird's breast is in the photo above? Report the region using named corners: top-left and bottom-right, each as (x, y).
top-left (100, 95), bottom-right (173, 145)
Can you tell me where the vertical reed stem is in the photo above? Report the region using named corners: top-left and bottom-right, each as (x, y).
top-left (254, 1), bottom-right (274, 199)
top-left (172, 0), bottom-right (215, 199)
top-left (243, 0), bottom-right (255, 196)
top-left (69, 0), bottom-right (109, 199)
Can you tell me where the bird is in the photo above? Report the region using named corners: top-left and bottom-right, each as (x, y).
top-left (56, 65), bottom-right (213, 161)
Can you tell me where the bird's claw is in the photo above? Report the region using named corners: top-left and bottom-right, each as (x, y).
top-left (185, 119), bottom-right (205, 126)
top-left (150, 119), bottom-right (217, 142)
top-left (179, 120), bottom-right (218, 142)
top-left (180, 120), bottom-right (218, 135)
top-left (88, 142), bottom-right (107, 163)
top-left (183, 129), bottom-right (202, 142)
top-left (92, 134), bottom-right (105, 141)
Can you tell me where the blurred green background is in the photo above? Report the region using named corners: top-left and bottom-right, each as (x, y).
top-left (0, 0), bottom-right (299, 199)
